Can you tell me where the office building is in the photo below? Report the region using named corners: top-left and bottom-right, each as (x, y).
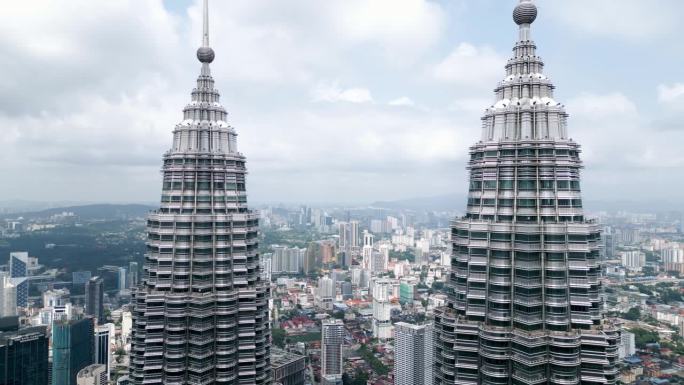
top-left (433, 2), bottom-right (620, 384)
top-left (371, 279), bottom-right (392, 340)
top-left (94, 324), bottom-right (112, 381)
top-left (117, 267), bottom-right (127, 292)
top-left (271, 348), bottom-right (306, 385)
top-left (0, 325), bottom-right (49, 385)
top-left (129, 1), bottom-right (271, 383)
top-left (395, 322), bottom-right (433, 385)
top-left (350, 221), bottom-right (359, 249)
top-left (85, 277), bottom-right (104, 325)
top-left (52, 317), bottom-right (95, 385)
top-left (399, 278), bottom-right (417, 305)
top-left (128, 262), bottom-right (139, 288)
top-left (317, 275), bottom-right (335, 310)
top-left (0, 273), bottom-right (17, 317)
top-left (619, 331), bottom-right (636, 359)
top-left (76, 364), bottom-right (107, 385)
top-left (8, 252), bottom-right (28, 278)
top-left (7, 252), bottom-right (28, 309)
top-left (341, 282), bottom-right (353, 300)
top-left (72, 271), bottom-right (92, 287)
top-left (321, 319), bottom-right (344, 377)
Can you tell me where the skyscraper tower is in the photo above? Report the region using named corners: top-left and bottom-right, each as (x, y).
top-left (85, 277), bottom-right (104, 325)
top-left (129, 1), bottom-right (271, 384)
top-left (433, 2), bottom-right (619, 385)
top-left (395, 322), bottom-right (433, 385)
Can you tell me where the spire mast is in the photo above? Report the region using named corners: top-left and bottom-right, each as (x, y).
top-left (513, 0), bottom-right (537, 41)
top-left (196, 0), bottom-right (215, 64)
top-left (202, 0), bottom-right (210, 47)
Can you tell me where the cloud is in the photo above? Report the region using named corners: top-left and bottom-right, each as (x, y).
top-left (567, 92), bottom-right (638, 118)
top-left (449, 98), bottom-right (491, 114)
top-left (658, 83), bottom-right (684, 105)
top-left (388, 97), bottom-right (415, 107)
top-left (431, 43), bottom-right (506, 87)
top-left (311, 82), bottom-right (374, 104)
top-left (544, 0), bottom-right (681, 40)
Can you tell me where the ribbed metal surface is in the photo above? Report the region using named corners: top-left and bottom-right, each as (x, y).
top-left (513, 1), bottom-right (537, 25)
top-left (128, 5), bottom-right (271, 383)
top-left (433, 3), bottom-right (619, 385)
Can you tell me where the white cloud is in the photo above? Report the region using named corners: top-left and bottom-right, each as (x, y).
top-left (331, 0), bottom-right (445, 54)
top-left (388, 97), bottom-right (415, 107)
top-left (567, 92), bottom-right (638, 118)
top-left (432, 43), bottom-right (506, 87)
top-left (658, 83), bottom-right (684, 105)
top-left (449, 98), bottom-right (491, 114)
top-left (544, 0), bottom-right (681, 40)
top-left (311, 82), bottom-right (374, 104)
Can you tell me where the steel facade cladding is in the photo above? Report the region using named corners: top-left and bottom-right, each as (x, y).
top-left (433, 1), bottom-right (619, 385)
top-left (128, 1), bottom-right (271, 384)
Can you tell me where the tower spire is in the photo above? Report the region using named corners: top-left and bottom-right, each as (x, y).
top-left (513, 0), bottom-right (537, 41)
top-left (202, 0), bottom-right (209, 47)
top-left (196, 0), bottom-right (215, 63)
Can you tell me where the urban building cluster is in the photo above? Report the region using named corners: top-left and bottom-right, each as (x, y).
top-left (3, 1), bottom-right (681, 385)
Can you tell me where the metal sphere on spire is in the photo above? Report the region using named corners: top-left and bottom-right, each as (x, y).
top-left (513, 0), bottom-right (537, 25)
top-left (197, 0), bottom-right (215, 63)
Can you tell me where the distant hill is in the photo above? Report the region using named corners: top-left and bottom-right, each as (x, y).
top-left (2, 204), bottom-right (155, 221)
top-left (371, 193), bottom-right (467, 211)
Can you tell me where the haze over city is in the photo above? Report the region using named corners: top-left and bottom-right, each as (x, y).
top-left (2, 0), bottom-right (683, 205)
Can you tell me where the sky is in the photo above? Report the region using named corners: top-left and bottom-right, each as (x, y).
top-left (1, 0), bottom-right (683, 206)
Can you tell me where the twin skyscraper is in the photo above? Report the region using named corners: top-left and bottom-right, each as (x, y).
top-left (129, 1), bottom-right (619, 384)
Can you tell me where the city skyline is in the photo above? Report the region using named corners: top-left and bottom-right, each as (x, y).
top-left (1, 0), bottom-right (683, 205)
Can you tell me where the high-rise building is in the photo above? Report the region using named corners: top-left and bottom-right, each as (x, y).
top-left (362, 231), bottom-right (374, 270)
top-left (620, 250), bottom-right (646, 272)
top-left (304, 242), bottom-right (321, 274)
top-left (270, 348), bottom-right (306, 385)
top-left (399, 278), bottom-right (417, 305)
top-left (371, 279), bottom-right (392, 340)
top-left (129, 1), bottom-right (271, 383)
top-left (433, 2), bottom-right (620, 384)
top-left (94, 324), bottom-right (112, 381)
top-left (341, 282), bottom-right (353, 300)
top-left (72, 271), bottom-right (92, 287)
top-left (349, 221), bottom-right (360, 249)
top-left (321, 319), bottom-right (344, 377)
top-left (618, 330), bottom-right (635, 359)
top-left (85, 277), bottom-right (104, 325)
top-left (8, 252), bottom-right (28, 278)
top-left (117, 267), bottom-right (127, 292)
top-left (8, 252), bottom-right (28, 308)
top-left (0, 325), bottom-right (49, 385)
top-left (52, 317), bottom-right (95, 385)
top-left (0, 273), bottom-right (17, 317)
top-left (77, 364), bottom-right (107, 385)
top-left (43, 289), bottom-right (70, 308)
top-left (128, 262), bottom-right (139, 288)
top-left (338, 222), bottom-right (349, 250)
top-left (317, 275), bottom-right (335, 310)
top-left (394, 322), bottom-right (433, 385)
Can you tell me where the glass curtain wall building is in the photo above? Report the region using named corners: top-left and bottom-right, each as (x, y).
top-left (128, 1), bottom-right (271, 384)
top-left (433, 1), bottom-right (619, 385)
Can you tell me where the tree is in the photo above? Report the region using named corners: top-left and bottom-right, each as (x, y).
top-left (272, 328), bottom-right (286, 348)
top-left (623, 307), bottom-right (641, 321)
top-left (630, 327), bottom-right (659, 349)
